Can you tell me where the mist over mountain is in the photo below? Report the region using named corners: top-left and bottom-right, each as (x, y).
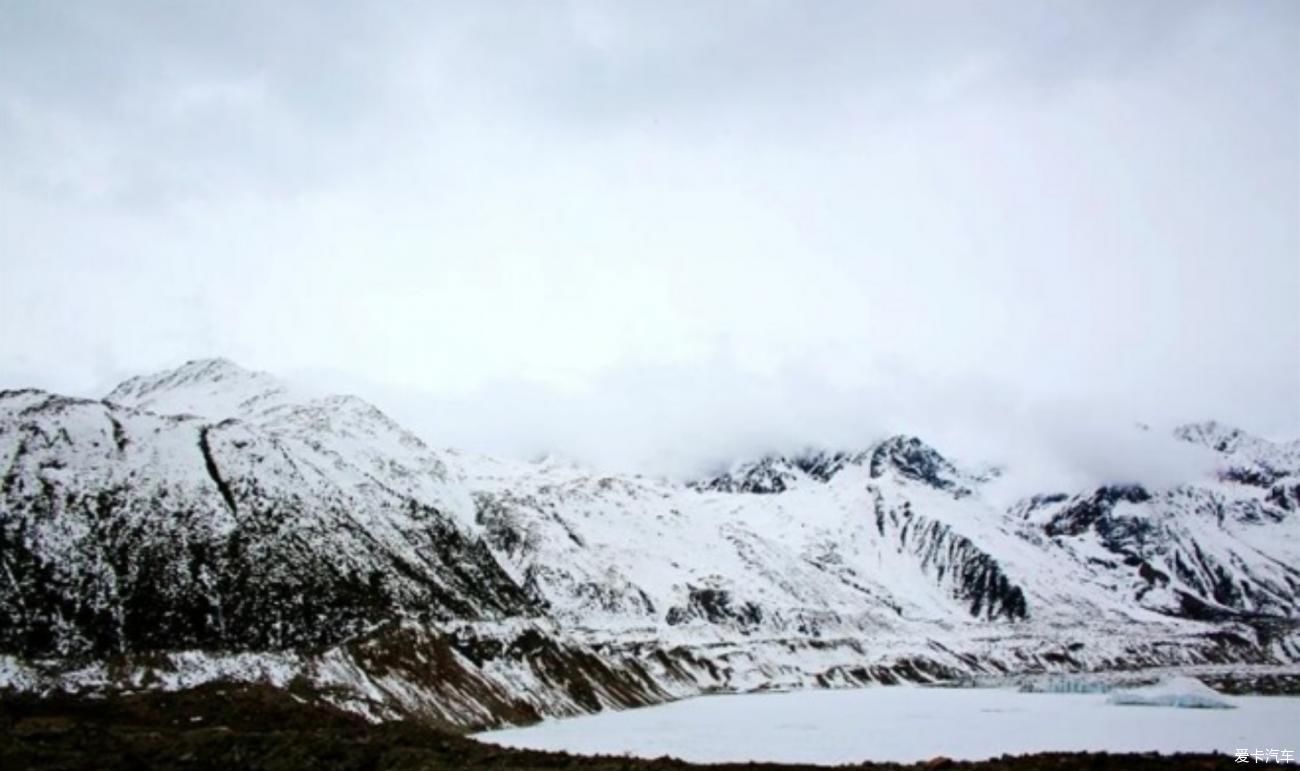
top-left (261, 360), bottom-right (1227, 495)
top-left (3, 2), bottom-right (1297, 470)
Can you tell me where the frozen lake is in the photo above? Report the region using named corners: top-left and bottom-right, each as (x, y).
top-left (476, 685), bottom-right (1300, 765)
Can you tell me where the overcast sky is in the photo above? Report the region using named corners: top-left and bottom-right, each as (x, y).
top-left (1, 1), bottom-right (1297, 475)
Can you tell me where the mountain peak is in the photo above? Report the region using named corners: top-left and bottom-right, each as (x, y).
top-left (1174, 420), bottom-right (1300, 484)
top-left (691, 436), bottom-right (974, 495)
top-left (1173, 420), bottom-right (1249, 454)
top-left (692, 454), bottom-right (804, 494)
top-left (179, 356), bottom-right (246, 373)
top-left (866, 435), bottom-right (970, 495)
top-left (105, 357), bottom-right (292, 420)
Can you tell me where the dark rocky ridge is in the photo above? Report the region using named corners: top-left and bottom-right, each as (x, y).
top-left (0, 393), bottom-right (538, 657)
top-left (690, 436), bottom-right (973, 496)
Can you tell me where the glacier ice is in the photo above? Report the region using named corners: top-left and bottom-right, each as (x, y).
top-left (1018, 676), bottom-right (1114, 694)
top-left (1107, 676), bottom-right (1235, 709)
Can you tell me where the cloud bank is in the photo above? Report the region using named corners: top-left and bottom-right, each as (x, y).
top-left (1, 1), bottom-right (1296, 481)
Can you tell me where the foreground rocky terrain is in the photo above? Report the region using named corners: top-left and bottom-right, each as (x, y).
top-left (2, 359), bottom-right (1298, 732)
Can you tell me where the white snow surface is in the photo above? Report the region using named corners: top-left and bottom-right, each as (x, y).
top-left (477, 685), bottom-right (1300, 765)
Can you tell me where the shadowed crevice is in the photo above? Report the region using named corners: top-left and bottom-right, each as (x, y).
top-left (198, 426), bottom-right (237, 515)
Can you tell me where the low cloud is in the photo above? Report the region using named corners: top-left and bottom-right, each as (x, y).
top-left (2, 1), bottom-right (1296, 487)
top-left (297, 357), bottom-right (1226, 501)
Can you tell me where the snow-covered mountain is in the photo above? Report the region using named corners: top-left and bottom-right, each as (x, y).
top-left (2, 359), bottom-right (1298, 728)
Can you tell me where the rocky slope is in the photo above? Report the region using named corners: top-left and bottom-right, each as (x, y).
top-left (2, 359), bottom-right (1298, 729)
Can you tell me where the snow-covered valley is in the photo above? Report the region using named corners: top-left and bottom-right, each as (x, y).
top-left (2, 359), bottom-right (1299, 730)
top-left (476, 682), bottom-right (1300, 764)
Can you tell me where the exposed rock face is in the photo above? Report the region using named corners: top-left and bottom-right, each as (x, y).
top-left (1269, 482), bottom-right (1300, 512)
top-left (691, 456), bottom-right (804, 494)
top-left (665, 586), bottom-right (765, 629)
top-left (691, 436), bottom-right (972, 496)
top-left (1042, 485), bottom-right (1153, 538)
top-left (0, 389), bottom-right (536, 658)
top-left (867, 436), bottom-right (971, 496)
top-left (2, 359), bottom-right (1298, 729)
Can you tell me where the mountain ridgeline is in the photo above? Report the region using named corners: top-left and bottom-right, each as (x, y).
top-left (1, 359), bottom-right (1298, 729)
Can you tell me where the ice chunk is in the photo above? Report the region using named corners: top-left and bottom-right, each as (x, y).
top-left (1107, 676), bottom-right (1235, 709)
